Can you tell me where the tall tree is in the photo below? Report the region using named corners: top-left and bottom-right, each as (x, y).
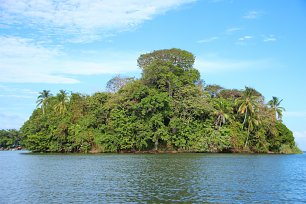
top-left (36, 90), bottom-right (52, 115)
top-left (219, 89), bottom-right (242, 99)
top-left (205, 84), bottom-right (224, 98)
top-left (237, 87), bottom-right (260, 129)
top-left (268, 96), bottom-right (285, 120)
top-left (54, 90), bottom-right (69, 114)
top-left (236, 87), bottom-right (261, 147)
top-left (106, 75), bottom-right (134, 93)
top-left (137, 48), bottom-right (200, 97)
top-left (245, 114), bottom-right (260, 147)
top-left (137, 48), bottom-right (195, 71)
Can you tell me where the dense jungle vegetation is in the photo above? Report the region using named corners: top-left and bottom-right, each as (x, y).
top-left (0, 129), bottom-right (20, 149)
top-left (18, 49), bottom-right (301, 153)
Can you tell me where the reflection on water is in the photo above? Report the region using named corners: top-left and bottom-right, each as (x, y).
top-left (0, 151), bottom-right (306, 203)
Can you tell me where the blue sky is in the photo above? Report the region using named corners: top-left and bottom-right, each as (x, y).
top-left (1, 0), bottom-right (306, 149)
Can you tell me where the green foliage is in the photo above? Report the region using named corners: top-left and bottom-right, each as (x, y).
top-left (106, 75), bottom-right (134, 93)
top-left (36, 90), bottom-right (52, 115)
top-left (138, 48), bottom-right (200, 97)
top-left (205, 84), bottom-right (224, 98)
top-left (54, 90), bottom-right (69, 115)
top-left (0, 129), bottom-right (20, 149)
top-left (268, 96), bottom-right (286, 120)
top-left (25, 132), bottom-right (50, 152)
top-left (279, 144), bottom-right (303, 154)
top-left (20, 48), bottom-right (301, 154)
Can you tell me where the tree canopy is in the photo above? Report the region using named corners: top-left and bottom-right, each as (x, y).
top-left (19, 48), bottom-right (301, 154)
top-left (0, 129), bottom-right (20, 149)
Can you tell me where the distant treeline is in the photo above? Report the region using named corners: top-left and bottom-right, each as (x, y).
top-left (20, 49), bottom-right (301, 154)
top-left (0, 129), bottom-right (20, 149)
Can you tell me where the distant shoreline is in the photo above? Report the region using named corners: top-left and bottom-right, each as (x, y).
top-left (11, 149), bottom-right (302, 155)
top-left (0, 147), bottom-right (22, 151)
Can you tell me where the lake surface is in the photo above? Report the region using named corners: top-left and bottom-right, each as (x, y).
top-left (1, 151), bottom-right (306, 203)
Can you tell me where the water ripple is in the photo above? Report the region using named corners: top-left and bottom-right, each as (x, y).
top-left (0, 152), bottom-right (306, 203)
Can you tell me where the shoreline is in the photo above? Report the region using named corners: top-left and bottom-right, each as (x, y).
top-left (0, 147), bottom-right (22, 151)
top-left (16, 149), bottom-right (302, 155)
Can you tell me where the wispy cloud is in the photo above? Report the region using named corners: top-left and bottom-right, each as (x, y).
top-left (0, 36), bottom-right (79, 83)
top-left (293, 130), bottom-right (306, 150)
top-left (225, 27), bottom-right (242, 34)
top-left (0, 112), bottom-right (26, 129)
top-left (243, 11), bottom-right (261, 19)
top-left (195, 57), bottom-right (274, 73)
top-left (0, 0), bottom-right (196, 43)
top-left (0, 36), bottom-right (139, 84)
top-left (263, 34), bottom-right (277, 42)
top-left (235, 35), bottom-right (254, 46)
top-left (238, 35), bottom-right (253, 41)
top-left (62, 61), bottom-right (138, 76)
top-left (197, 36), bottom-right (219, 43)
top-left (208, 0), bottom-right (224, 3)
top-left (198, 27), bottom-right (242, 43)
top-left (0, 85), bottom-right (37, 98)
top-left (0, 94), bottom-right (34, 99)
top-left (0, 36), bottom-right (59, 58)
top-left (294, 130), bottom-right (306, 139)
top-left (284, 111), bottom-right (306, 118)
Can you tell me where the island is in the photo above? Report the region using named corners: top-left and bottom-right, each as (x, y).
top-left (7, 49), bottom-right (301, 154)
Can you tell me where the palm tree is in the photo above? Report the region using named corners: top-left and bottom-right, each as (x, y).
top-left (244, 114), bottom-right (260, 147)
top-left (237, 87), bottom-right (260, 129)
top-left (54, 90), bottom-right (69, 114)
top-left (36, 90), bottom-right (52, 115)
top-left (236, 87), bottom-right (261, 147)
top-left (213, 100), bottom-right (232, 129)
top-left (268, 96), bottom-right (285, 120)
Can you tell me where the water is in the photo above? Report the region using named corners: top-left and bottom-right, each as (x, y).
top-left (0, 151), bottom-right (306, 203)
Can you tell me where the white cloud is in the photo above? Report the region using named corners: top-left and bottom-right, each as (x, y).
top-left (0, 0), bottom-right (196, 42)
top-left (238, 35), bottom-right (253, 41)
top-left (0, 112), bottom-right (26, 129)
top-left (243, 11), bottom-right (261, 19)
top-left (294, 130), bottom-right (306, 151)
top-left (263, 35), bottom-right (277, 42)
top-left (195, 57), bottom-right (274, 73)
top-left (0, 94), bottom-right (33, 99)
top-left (197, 27), bottom-right (243, 43)
top-left (0, 36), bottom-right (59, 58)
top-left (0, 85), bottom-right (37, 99)
top-left (225, 27), bottom-right (242, 34)
top-left (0, 36), bottom-right (139, 83)
top-left (0, 36), bottom-right (79, 83)
top-left (60, 60), bottom-right (138, 76)
top-left (197, 37), bottom-right (219, 43)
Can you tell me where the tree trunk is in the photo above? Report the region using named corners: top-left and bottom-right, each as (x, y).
top-left (242, 109), bottom-right (247, 129)
top-left (154, 139), bottom-right (159, 151)
top-left (244, 125), bottom-right (250, 147)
